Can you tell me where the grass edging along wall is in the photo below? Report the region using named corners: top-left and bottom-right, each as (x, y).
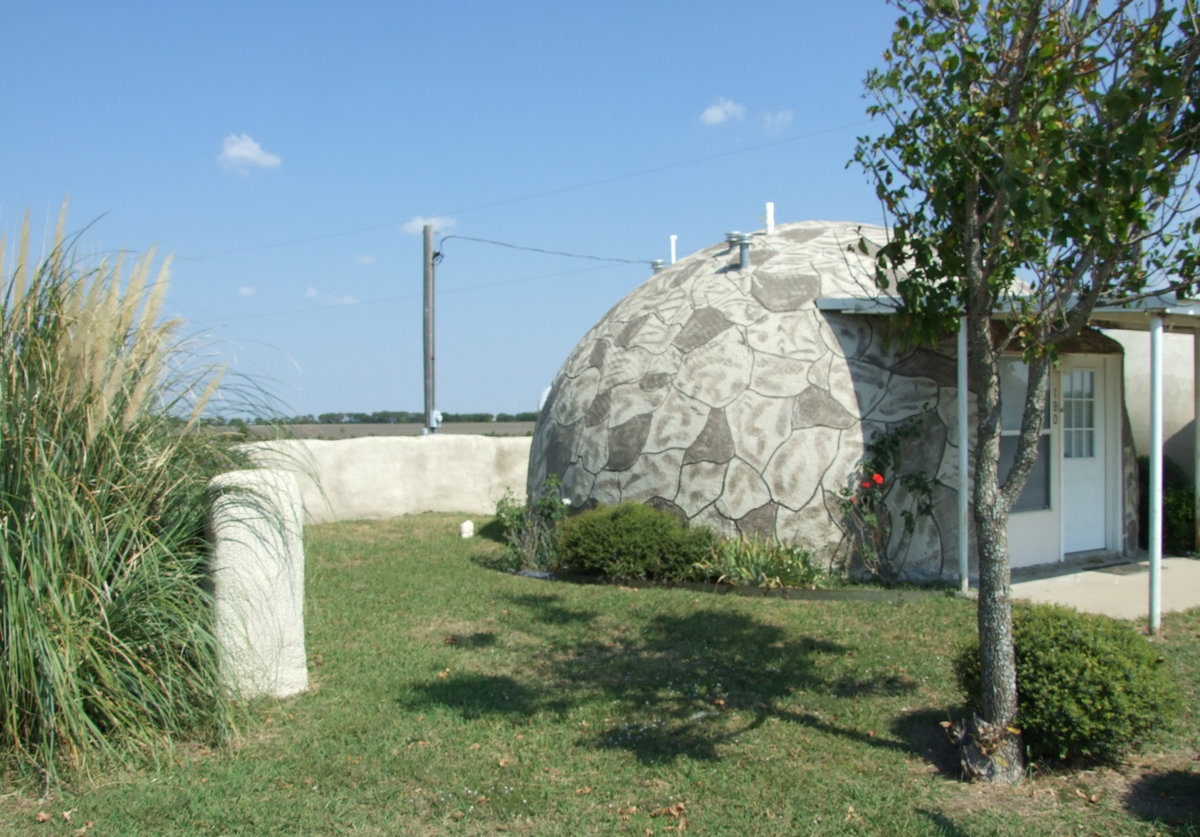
top-left (518, 570), bottom-right (955, 602)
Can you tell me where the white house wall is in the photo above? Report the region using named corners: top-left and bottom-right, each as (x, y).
top-left (1109, 328), bottom-right (1195, 480)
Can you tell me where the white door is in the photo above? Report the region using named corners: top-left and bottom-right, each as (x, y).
top-left (1060, 361), bottom-right (1107, 553)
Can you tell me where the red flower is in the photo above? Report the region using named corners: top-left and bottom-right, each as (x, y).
top-left (861, 481), bottom-right (871, 489)
top-left (872, 473), bottom-right (884, 485)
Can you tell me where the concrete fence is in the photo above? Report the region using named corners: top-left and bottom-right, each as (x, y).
top-left (207, 435), bottom-right (530, 698)
top-left (244, 434), bottom-right (533, 523)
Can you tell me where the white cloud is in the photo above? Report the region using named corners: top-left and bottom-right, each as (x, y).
top-left (305, 286), bottom-right (359, 306)
top-left (763, 109), bottom-right (794, 133)
top-left (218, 133), bottom-right (282, 172)
top-left (237, 285), bottom-right (257, 298)
top-left (700, 98), bottom-right (746, 126)
top-left (402, 215), bottom-right (457, 235)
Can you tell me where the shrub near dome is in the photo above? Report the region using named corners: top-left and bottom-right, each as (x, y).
top-left (554, 503), bottom-right (719, 582)
top-left (954, 603), bottom-right (1181, 765)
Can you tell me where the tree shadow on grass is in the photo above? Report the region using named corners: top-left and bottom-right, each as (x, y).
top-left (476, 517), bottom-right (507, 544)
top-left (1124, 769), bottom-right (1200, 832)
top-left (504, 592), bottom-right (598, 625)
top-left (417, 674), bottom-right (551, 718)
top-left (890, 707), bottom-right (965, 778)
top-left (407, 593), bottom-right (938, 767)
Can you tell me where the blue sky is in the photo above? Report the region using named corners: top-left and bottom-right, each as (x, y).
top-left (2, 1), bottom-right (901, 417)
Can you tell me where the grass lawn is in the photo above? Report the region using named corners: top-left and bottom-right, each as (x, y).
top-left (4, 513), bottom-right (1198, 835)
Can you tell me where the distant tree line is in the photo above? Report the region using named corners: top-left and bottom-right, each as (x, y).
top-left (198, 411), bottom-right (539, 427)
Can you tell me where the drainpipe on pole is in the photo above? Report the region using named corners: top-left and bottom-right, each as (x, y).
top-left (423, 224), bottom-right (436, 435)
top-left (1149, 314), bottom-right (1164, 633)
top-left (957, 316), bottom-right (970, 592)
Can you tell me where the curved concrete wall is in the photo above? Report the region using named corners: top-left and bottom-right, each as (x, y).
top-left (246, 435), bottom-right (532, 523)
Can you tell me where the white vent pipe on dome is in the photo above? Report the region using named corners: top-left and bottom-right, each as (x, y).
top-left (670, 234), bottom-right (677, 264)
top-left (765, 202), bottom-right (775, 235)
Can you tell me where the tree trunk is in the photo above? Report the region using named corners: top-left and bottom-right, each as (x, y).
top-left (963, 314), bottom-right (1026, 784)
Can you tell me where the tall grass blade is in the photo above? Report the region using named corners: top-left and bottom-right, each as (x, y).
top-left (0, 210), bottom-right (252, 784)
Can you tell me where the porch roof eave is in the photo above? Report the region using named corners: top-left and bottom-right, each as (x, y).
top-left (818, 293), bottom-right (1198, 631)
top-left (815, 294), bottom-right (1200, 332)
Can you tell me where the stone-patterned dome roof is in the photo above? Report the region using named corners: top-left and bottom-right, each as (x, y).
top-left (528, 220), bottom-right (944, 556)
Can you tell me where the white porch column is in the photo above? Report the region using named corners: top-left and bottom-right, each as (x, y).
top-left (958, 316), bottom-right (969, 592)
top-left (1149, 314), bottom-right (1164, 634)
top-left (1194, 331), bottom-right (1199, 552)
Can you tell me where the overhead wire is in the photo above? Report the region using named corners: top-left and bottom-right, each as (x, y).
top-left (191, 262), bottom-right (627, 325)
top-left (179, 120), bottom-right (866, 264)
top-left (436, 234), bottom-right (654, 266)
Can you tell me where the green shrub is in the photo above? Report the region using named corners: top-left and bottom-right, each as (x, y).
top-left (554, 503), bottom-right (719, 581)
top-left (0, 209), bottom-right (254, 780)
top-left (954, 603), bottom-right (1180, 765)
top-left (692, 537), bottom-right (825, 588)
top-left (1137, 455), bottom-right (1195, 554)
top-left (492, 476), bottom-right (568, 571)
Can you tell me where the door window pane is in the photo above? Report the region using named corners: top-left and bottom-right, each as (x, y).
top-left (1062, 370), bottom-right (1096, 460)
top-left (999, 435), bottom-right (1052, 511)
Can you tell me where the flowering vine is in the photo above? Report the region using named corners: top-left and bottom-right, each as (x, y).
top-left (835, 418), bottom-right (938, 580)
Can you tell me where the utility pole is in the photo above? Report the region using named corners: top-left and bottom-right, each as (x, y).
top-left (422, 224), bottom-right (436, 434)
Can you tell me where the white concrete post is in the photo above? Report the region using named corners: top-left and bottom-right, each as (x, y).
top-left (1149, 315), bottom-right (1164, 634)
top-left (208, 469), bottom-right (308, 698)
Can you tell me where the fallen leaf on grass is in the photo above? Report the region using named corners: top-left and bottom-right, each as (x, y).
top-left (651, 802), bottom-right (685, 818)
top-left (437, 668), bottom-right (451, 679)
top-left (499, 758), bottom-right (514, 767)
top-left (35, 812), bottom-right (51, 823)
top-left (576, 786), bottom-right (592, 795)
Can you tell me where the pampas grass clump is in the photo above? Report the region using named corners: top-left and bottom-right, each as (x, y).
top-left (0, 208), bottom-right (243, 783)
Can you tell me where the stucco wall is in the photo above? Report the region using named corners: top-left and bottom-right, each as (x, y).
top-left (1109, 328), bottom-right (1196, 481)
top-left (245, 435), bottom-right (532, 523)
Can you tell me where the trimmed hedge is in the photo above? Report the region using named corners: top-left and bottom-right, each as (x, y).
top-left (554, 503), bottom-right (719, 581)
top-left (955, 603), bottom-right (1180, 765)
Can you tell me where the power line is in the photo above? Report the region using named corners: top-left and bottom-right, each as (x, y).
top-left (441, 120), bottom-right (867, 216)
top-left (189, 262), bottom-right (628, 325)
top-left (177, 120), bottom-right (867, 263)
top-left (183, 221), bottom-right (399, 261)
top-left (437, 234), bottom-right (652, 265)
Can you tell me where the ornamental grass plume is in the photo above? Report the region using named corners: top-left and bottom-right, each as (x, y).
top-left (0, 205), bottom-right (250, 784)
